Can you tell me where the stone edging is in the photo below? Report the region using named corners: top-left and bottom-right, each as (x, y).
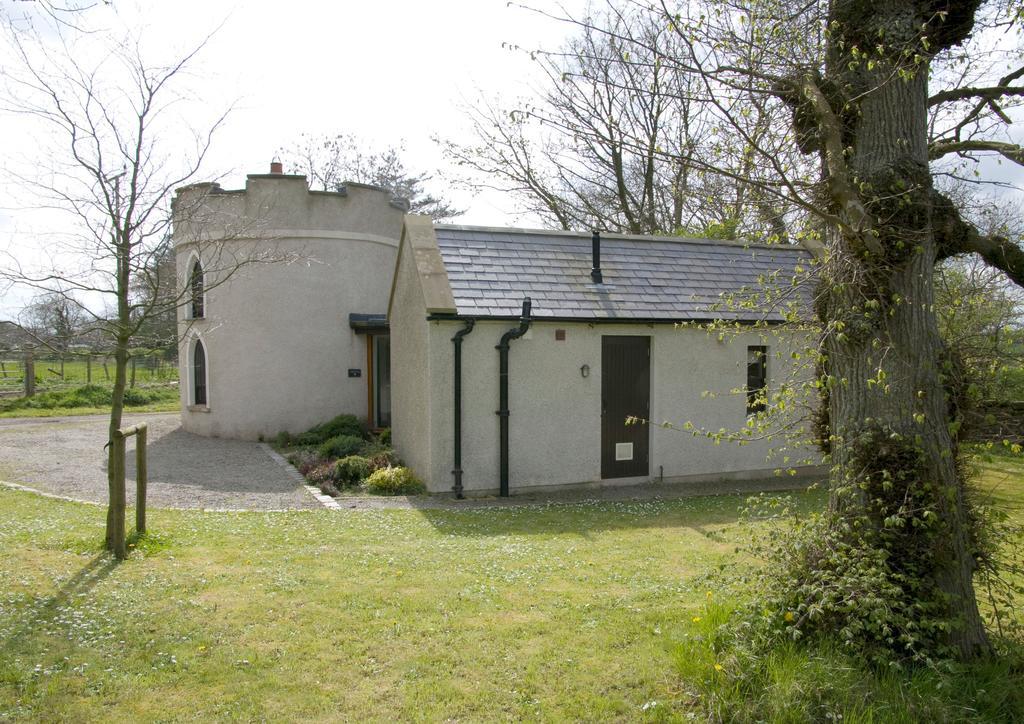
top-left (0, 479), bottom-right (103, 507)
top-left (260, 443), bottom-right (340, 510)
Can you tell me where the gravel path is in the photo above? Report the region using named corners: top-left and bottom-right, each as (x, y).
top-left (0, 412), bottom-right (820, 513)
top-left (0, 413), bottom-right (319, 510)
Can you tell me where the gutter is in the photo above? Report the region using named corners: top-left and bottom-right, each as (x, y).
top-left (495, 298), bottom-right (532, 498)
top-left (426, 313), bottom-right (792, 326)
top-left (451, 318), bottom-right (476, 499)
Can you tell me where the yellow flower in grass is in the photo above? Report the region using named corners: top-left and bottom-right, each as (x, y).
top-left (691, 616), bottom-right (702, 623)
top-left (784, 611), bottom-right (795, 623)
top-left (714, 663), bottom-right (724, 672)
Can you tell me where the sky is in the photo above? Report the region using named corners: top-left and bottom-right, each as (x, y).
top-left (1, 0), bottom-right (1023, 318)
top-left (0, 0), bottom-right (585, 316)
top-left (128, 0), bottom-right (576, 220)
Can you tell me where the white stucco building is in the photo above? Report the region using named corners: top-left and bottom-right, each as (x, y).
top-left (175, 164), bottom-right (819, 495)
top-left (173, 164), bottom-right (405, 439)
top-left (388, 216), bottom-right (816, 496)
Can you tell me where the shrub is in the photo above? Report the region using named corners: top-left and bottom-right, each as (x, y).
top-left (376, 427), bottom-right (391, 446)
top-left (305, 462), bottom-right (335, 486)
top-left (359, 442), bottom-right (401, 470)
top-left (319, 481), bottom-right (340, 497)
top-left (287, 449), bottom-right (323, 477)
top-left (122, 387), bottom-right (169, 406)
top-left (364, 466), bottom-right (425, 496)
top-left (317, 434), bottom-right (364, 460)
top-left (295, 414), bottom-right (365, 446)
top-left (275, 430), bottom-right (293, 448)
top-left (333, 455), bottom-right (372, 487)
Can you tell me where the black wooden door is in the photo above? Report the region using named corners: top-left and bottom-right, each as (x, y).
top-left (601, 336), bottom-right (650, 479)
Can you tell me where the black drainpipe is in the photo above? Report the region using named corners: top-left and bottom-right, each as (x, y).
top-left (451, 318), bottom-right (475, 499)
top-left (496, 297), bottom-right (532, 497)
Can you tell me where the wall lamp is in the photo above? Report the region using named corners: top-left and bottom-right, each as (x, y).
top-left (580, 364), bottom-right (590, 378)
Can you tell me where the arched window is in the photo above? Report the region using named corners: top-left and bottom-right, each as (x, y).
top-left (193, 339), bottom-right (207, 406)
top-left (190, 259), bottom-right (205, 319)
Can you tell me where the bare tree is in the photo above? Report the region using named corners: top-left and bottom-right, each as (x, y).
top-left (20, 290), bottom-right (86, 357)
top-left (442, 6), bottom-right (802, 239)
top-left (0, 0), bottom-right (108, 33)
top-left (0, 15), bottom-right (273, 557)
top-left (278, 133), bottom-right (462, 221)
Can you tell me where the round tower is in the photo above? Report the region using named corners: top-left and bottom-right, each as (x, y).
top-left (173, 162), bottom-right (407, 439)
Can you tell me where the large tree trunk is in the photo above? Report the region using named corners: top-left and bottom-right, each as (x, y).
top-left (820, 1), bottom-right (990, 658)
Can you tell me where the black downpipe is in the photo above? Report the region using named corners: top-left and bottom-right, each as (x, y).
top-left (451, 318), bottom-right (475, 499)
top-left (496, 298), bottom-right (532, 497)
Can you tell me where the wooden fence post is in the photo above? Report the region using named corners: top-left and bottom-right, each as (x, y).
top-left (110, 431), bottom-right (127, 560)
top-left (24, 351), bottom-right (35, 398)
top-left (136, 425), bottom-right (148, 534)
top-left (86, 355), bottom-right (92, 384)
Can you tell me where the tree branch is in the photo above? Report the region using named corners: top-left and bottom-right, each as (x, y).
top-left (929, 84), bottom-right (1024, 107)
top-left (929, 139), bottom-right (1024, 166)
top-left (962, 233), bottom-right (1024, 288)
top-left (932, 191), bottom-right (1024, 287)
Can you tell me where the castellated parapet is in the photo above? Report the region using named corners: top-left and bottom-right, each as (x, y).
top-left (173, 167), bottom-right (405, 440)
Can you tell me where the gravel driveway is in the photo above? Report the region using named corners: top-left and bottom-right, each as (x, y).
top-left (0, 413), bottom-right (319, 510)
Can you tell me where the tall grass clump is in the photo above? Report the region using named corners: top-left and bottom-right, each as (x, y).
top-left (670, 480), bottom-right (1024, 722)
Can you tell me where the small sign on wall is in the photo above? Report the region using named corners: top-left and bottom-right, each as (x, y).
top-left (615, 442), bottom-right (634, 461)
top-left (348, 369), bottom-right (362, 378)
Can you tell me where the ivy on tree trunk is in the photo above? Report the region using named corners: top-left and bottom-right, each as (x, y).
top-left (794, 0), bottom-right (993, 658)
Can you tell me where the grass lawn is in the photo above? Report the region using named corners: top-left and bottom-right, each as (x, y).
top-left (0, 454), bottom-right (1021, 721)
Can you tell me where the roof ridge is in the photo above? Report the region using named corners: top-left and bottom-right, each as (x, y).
top-left (433, 224), bottom-right (807, 253)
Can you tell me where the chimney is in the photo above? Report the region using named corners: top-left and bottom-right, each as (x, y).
top-left (269, 159), bottom-right (283, 175)
top-left (590, 230), bottom-right (603, 284)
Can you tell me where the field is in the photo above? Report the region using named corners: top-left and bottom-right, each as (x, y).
top-left (0, 357), bottom-right (179, 417)
top-left (0, 357), bottom-right (177, 391)
top-left (0, 452), bottom-right (1021, 721)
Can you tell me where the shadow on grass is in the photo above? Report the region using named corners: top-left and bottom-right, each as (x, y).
top-left (2, 552), bottom-right (120, 651)
top-left (409, 482), bottom-right (827, 538)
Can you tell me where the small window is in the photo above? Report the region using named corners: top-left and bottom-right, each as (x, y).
top-left (190, 260), bottom-right (204, 319)
top-left (746, 345), bottom-right (767, 415)
top-left (193, 339), bottom-right (207, 406)
top-left (374, 335), bottom-right (391, 428)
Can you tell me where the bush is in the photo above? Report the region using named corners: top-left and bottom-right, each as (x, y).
top-left (275, 430), bottom-right (293, 448)
top-left (319, 481), bottom-right (340, 497)
top-left (317, 434), bottom-right (365, 460)
top-left (334, 455), bottom-right (372, 487)
top-left (294, 414), bottom-right (365, 446)
top-left (287, 449), bottom-right (323, 477)
top-left (376, 427), bottom-right (391, 446)
top-left (359, 442), bottom-right (401, 470)
top-left (305, 462), bottom-right (335, 486)
top-left (364, 466), bottom-right (425, 496)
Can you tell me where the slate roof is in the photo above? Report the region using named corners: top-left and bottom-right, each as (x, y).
top-left (433, 226), bottom-right (813, 322)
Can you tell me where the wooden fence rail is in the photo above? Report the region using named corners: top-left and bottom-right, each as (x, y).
top-left (108, 422), bottom-right (148, 560)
